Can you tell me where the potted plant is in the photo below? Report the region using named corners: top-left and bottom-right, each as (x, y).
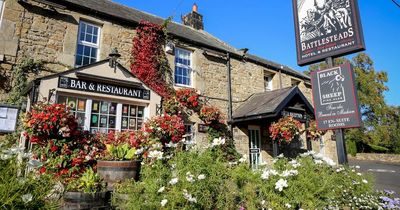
top-left (269, 116), bottom-right (302, 144)
top-left (63, 167), bottom-right (107, 210)
top-left (96, 131), bottom-right (144, 189)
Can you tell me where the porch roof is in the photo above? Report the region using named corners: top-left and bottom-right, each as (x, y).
top-left (232, 86), bottom-right (314, 123)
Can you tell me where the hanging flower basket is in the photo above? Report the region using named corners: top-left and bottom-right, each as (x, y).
top-left (269, 116), bottom-right (302, 144)
top-left (305, 120), bottom-right (327, 141)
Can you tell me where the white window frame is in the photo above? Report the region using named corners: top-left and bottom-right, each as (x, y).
top-left (57, 94), bottom-right (147, 133)
top-left (264, 75), bottom-right (273, 91)
top-left (75, 21), bottom-right (101, 67)
top-left (174, 48), bottom-right (193, 87)
top-left (0, 0), bottom-right (5, 28)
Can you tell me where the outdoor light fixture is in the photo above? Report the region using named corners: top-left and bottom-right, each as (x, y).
top-left (109, 48), bottom-right (121, 69)
top-left (165, 41), bottom-right (175, 54)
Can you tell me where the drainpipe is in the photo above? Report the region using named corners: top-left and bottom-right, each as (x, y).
top-left (279, 65), bottom-right (283, 89)
top-left (227, 52), bottom-right (233, 134)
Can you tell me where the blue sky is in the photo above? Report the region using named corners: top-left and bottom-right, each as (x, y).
top-left (115, 0), bottom-right (400, 106)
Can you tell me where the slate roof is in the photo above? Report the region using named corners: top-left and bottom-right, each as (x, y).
top-left (232, 86), bottom-right (314, 122)
top-left (44, 0), bottom-right (309, 80)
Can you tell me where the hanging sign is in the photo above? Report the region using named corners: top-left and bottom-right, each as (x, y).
top-left (58, 76), bottom-right (150, 100)
top-left (310, 62), bottom-right (361, 130)
top-left (292, 0), bottom-right (365, 66)
top-left (0, 104), bottom-right (19, 133)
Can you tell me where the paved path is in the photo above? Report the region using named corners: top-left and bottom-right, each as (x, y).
top-left (349, 160), bottom-right (400, 193)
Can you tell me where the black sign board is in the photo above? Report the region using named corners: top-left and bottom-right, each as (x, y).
top-left (250, 148), bottom-right (260, 154)
top-left (281, 110), bottom-right (306, 121)
top-left (292, 0), bottom-right (365, 66)
top-left (311, 63), bottom-right (361, 130)
top-left (58, 76), bottom-right (150, 100)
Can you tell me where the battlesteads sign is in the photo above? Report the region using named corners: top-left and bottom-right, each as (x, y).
top-left (292, 0), bottom-right (365, 66)
top-left (58, 76), bottom-right (150, 100)
top-left (310, 63), bottom-right (361, 130)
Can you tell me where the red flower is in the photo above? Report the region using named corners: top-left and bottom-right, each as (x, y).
top-left (50, 145), bottom-right (58, 152)
top-left (39, 167), bottom-right (46, 174)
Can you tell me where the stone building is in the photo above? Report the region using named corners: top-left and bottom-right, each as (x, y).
top-left (0, 0), bottom-right (337, 166)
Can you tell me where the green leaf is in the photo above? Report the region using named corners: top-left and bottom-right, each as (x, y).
top-left (124, 148), bottom-right (136, 160)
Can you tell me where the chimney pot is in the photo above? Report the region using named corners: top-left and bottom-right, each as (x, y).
top-left (192, 3), bottom-right (198, 13)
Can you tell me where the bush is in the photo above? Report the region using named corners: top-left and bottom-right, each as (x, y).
top-left (112, 145), bottom-right (388, 209)
top-left (0, 142), bottom-right (59, 209)
top-left (347, 139), bottom-right (358, 156)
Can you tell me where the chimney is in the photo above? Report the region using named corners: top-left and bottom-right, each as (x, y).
top-left (181, 3), bottom-right (204, 30)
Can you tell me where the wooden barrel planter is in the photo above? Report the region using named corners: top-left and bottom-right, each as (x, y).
top-left (97, 160), bottom-right (141, 190)
top-left (62, 191), bottom-right (107, 210)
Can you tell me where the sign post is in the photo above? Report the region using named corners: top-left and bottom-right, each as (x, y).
top-left (293, 0), bottom-right (365, 164)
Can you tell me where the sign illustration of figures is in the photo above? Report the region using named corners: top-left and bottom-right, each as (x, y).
top-left (292, 0), bottom-right (365, 66)
top-left (310, 63), bottom-right (361, 130)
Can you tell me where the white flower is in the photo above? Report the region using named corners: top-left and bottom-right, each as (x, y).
top-left (336, 167), bottom-right (344, 173)
top-left (135, 148), bottom-right (144, 155)
top-left (239, 155), bottom-right (247, 163)
top-left (357, 172), bottom-right (362, 176)
top-left (148, 150), bottom-right (164, 160)
top-left (362, 179), bottom-right (368, 184)
top-left (285, 203), bottom-right (291, 208)
top-left (197, 174), bottom-right (206, 180)
top-left (0, 154), bottom-right (11, 160)
top-left (289, 160), bottom-right (301, 168)
top-left (261, 200), bottom-right (266, 205)
top-left (165, 142), bottom-right (177, 148)
top-left (277, 153), bottom-right (284, 158)
top-left (182, 189), bottom-right (197, 203)
top-left (171, 164), bottom-right (176, 169)
top-left (322, 157), bottom-right (336, 166)
top-left (158, 186), bottom-right (165, 193)
top-left (355, 165), bottom-right (360, 169)
top-left (314, 159), bottom-right (323, 164)
top-left (211, 137), bottom-right (225, 147)
top-left (161, 199), bottom-right (168, 207)
top-left (261, 171), bottom-right (270, 180)
top-left (275, 179), bottom-right (288, 192)
top-left (280, 169), bottom-right (298, 177)
top-left (186, 172), bottom-right (195, 183)
top-left (21, 194), bottom-right (33, 203)
top-left (169, 177), bottom-right (178, 185)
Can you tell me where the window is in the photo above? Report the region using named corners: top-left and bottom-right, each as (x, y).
top-left (264, 75), bottom-right (273, 91)
top-left (174, 48), bottom-right (192, 86)
top-left (57, 94), bottom-right (146, 134)
top-left (57, 96), bottom-right (87, 129)
top-left (121, 104), bottom-right (145, 131)
top-left (75, 21), bottom-right (100, 67)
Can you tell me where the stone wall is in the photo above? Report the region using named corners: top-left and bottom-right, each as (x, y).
top-left (348, 153), bottom-right (400, 164)
top-left (0, 0), bottom-right (136, 96)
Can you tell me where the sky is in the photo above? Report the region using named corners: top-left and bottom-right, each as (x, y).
top-left (115, 0), bottom-right (400, 106)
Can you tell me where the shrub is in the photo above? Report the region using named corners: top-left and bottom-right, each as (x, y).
top-left (0, 143), bottom-right (58, 209)
top-left (112, 145), bottom-right (387, 209)
top-left (347, 139), bottom-right (358, 156)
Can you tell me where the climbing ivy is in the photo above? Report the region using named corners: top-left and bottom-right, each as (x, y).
top-left (7, 58), bottom-right (43, 106)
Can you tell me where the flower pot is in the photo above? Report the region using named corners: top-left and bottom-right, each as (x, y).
top-left (97, 160), bottom-right (141, 190)
top-left (62, 191), bottom-right (107, 210)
